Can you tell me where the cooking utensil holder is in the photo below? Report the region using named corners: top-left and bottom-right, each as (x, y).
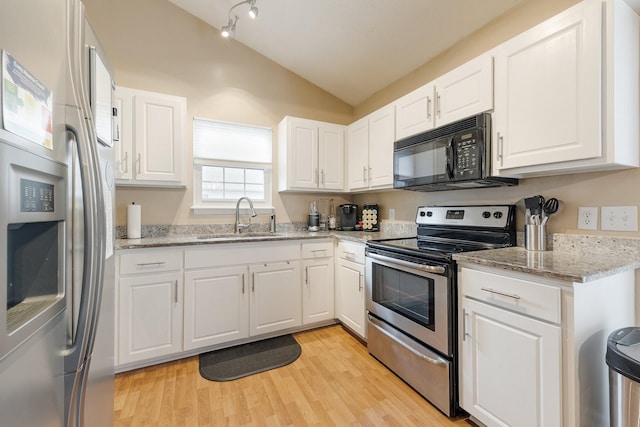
top-left (525, 224), bottom-right (547, 251)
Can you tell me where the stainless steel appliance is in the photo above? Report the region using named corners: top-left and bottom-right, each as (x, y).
top-left (0, 1), bottom-right (115, 426)
top-left (339, 203), bottom-right (358, 230)
top-left (366, 205), bottom-right (516, 417)
top-left (393, 113), bottom-right (518, 191)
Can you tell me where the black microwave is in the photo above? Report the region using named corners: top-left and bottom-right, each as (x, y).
top-left (393, 113), bottom-right (517, 191)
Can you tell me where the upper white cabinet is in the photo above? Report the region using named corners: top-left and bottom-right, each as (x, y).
top-left (347, 104), bottom-right (395, 191)
top-left (278, 116), bottom-right (345, 192)
top-left (394, 55), bottom-right (493, 140)
top-left (114, 86), bottom-right (187, 187)
top-left (493, 0), bottom-right (639, 177)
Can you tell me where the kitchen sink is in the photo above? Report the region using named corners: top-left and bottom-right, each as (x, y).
top-left (196, 232), bottom-right (282, 240)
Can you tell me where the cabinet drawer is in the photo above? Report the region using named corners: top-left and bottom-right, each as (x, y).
top-left (461, 267), bottom-right (561, 324)
top-left (302, 240), bottom-right (334, 258)
top-left (336, 240), bottom-right (365, 264)
top-left (119, 250), bottom-right (183, 275)
top-left (185, 241), bottom-right (300, 269)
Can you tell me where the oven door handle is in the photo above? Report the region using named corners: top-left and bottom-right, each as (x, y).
top-left (366, 252), bottom-right (446, 274)
top-left (368, 315), bottom-right (448, 366)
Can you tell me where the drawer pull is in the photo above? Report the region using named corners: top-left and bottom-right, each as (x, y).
top-left (481, 287), bottom-right (521, 300)
top-left (136, 261), bottom-right (166, 267)
top-left (242, 273), bottom-right (245, 294)
top-left (311, 249), bottom-right (327, 255)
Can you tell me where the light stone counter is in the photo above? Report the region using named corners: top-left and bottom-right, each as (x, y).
top-left (454, 234), bottom-right (640, 283)
top-left (115, 221), bottom-right (417, 250)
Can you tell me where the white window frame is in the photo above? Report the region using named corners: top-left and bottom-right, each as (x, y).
top-left (192, 118), bottom-right (273, 214)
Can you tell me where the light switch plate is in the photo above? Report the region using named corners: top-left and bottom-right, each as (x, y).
top-left (601, 206), bottom-right (638, 231)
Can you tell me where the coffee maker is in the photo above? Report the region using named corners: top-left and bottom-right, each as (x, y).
top-left (339, 204), bottom-right (358, 230)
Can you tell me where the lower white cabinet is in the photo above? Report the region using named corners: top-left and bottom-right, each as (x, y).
top-left (249, 261), bottom-right (302, 335)
top-left (335, 241), bottom-right (366, 339)
top-left (183, 266), bottom-right (249, 351)
top-left (458, 264), bottom-right (636, 427)
top-left (461, 297), bottom-right (561, 427)
top-left (117, 249), bottom-right (183, 365)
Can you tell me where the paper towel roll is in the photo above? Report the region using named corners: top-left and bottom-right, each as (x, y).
top-left (127, 203), bottom-right (141, 239)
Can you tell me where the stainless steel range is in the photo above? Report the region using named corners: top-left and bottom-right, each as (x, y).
top-left (365, 205), bottom-right (516, 417)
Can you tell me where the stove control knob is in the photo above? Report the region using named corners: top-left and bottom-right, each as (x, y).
top-left (493, 211), bottom-right (503, 219)
top-left (426, 211), bottom-right (433, 217)
top-left (482, 211), bottom-right (491, 219)
top-left (419, 211), bottom-right (426, 217)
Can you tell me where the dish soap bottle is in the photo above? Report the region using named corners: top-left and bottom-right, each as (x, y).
top-left (328, 199), bottom-right (336, 230)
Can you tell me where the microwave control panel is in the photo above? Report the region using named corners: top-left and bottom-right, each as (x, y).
top-left (454, 132), bottom-right (481, 179)
top-left (20, 179), bottom-right (54, 213)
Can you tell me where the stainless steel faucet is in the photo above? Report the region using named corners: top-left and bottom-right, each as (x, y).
top-left (235, 196), bottom-right (257, 233)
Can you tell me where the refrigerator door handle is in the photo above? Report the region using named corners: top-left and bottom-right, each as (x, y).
top-left (64, 2), bottom-right (107, 426)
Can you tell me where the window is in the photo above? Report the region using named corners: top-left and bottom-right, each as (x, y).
top-left (193, 118), bottom-right (272, 212)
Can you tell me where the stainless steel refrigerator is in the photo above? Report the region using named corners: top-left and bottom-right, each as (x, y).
top-left (0, 0), bottom-right (115, 426)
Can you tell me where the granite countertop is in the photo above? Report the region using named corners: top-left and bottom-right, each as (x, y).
top-left (115, 229), bottom-right (414, 250)
top-left (453, 243), bottom-right (640, 283)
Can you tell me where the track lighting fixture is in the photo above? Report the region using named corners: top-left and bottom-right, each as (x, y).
top-left (220, 0), bottom-right (258, 38)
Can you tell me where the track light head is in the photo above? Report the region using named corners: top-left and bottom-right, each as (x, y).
top-left (220, 16), bottom-right (237, 38)
top-left (248, 6), bottom-right (258, 19)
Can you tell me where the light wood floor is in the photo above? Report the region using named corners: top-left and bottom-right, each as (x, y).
top-left (114, 325), bottom-right (470, 426)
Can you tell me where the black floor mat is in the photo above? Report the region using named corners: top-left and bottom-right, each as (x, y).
top-left (199, 334), bottom-right (301, 382)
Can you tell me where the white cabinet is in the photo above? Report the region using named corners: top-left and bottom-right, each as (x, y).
top-left (493, 0), bottom-right (639, 177)
top-left (183, 266), bottom-right (249, 351)
top-left (183, 241), bottom-right (302, 352)
top-left (278, 116), bottom-right (345, 191)
top-left (335, 241), bottom-right (366, 339)
top-left (301, 241), bottom-right (335, 324)
top-left (458, 264), bottom-right (636, 427)
top-left (117, 249), bottom-right (183, 366)
top-left (394, 55), bottom-right (493, 140)
top-left (114, 86), bottom-right (187, 187)
top-left (347, 104), bottom-right (395, 191)
top-left (460, 274), bottom-right (562, 427)
top-left (249, 261), bottom-right (302, 335)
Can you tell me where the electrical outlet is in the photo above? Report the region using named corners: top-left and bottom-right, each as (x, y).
top-left (389, 208), bottom-right (395, 220)
top-left (601, 206), bottom-right (638, 231)
top-left (578, 207), bottom-right (598, 230)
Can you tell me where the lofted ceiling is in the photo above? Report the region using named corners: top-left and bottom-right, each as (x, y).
top-left (168, 0), bottom-right (526, 106)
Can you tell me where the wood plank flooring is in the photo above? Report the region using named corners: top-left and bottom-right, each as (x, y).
top-left (114, 325), bottom-right (470, 426)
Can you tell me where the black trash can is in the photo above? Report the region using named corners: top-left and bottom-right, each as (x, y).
top-left (607, 327), bottom-right (640, 426)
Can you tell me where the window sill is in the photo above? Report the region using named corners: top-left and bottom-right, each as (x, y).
top-left (191, 205), bottom-right (275, 215)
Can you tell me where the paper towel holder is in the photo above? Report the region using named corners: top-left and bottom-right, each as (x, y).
top-left (127, 201), bottom-right (142, 239)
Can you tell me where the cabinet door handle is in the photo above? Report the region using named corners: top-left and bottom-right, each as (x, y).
top-left (242, 273), bottom-right (245, 294)
top-left (358, 272), bottom-right (363, 292)
top-left (436, 93), bottom-right (441, 118)
top-left (497, 132), bottom-right (504, 164)
top-left (252, 272), bottom-right (255, 293)
top-left (136, 153), bottom-right (141, 174)
top-left (174, 280), bottom-right (178, 303)
top-left (481, 287), bottom-right (521, 300)
top-left (427, 96), bottom-right (432, 120)
top-left (305, 266), bottom-right (309, 285)
top-left (368, 167), bottom-right (372, 183)
top-left (122, 151), bottom-right (128, 174)
top-left (462, 309), bottom-right (470, 341)
top-left (136, 261), bottom-right (165, 267)
top-left (321, 169), bottom-right (325, 185)
top-left (315, 168), bottom-right (319, 185)
top-left (362, 166), bottom-right (367, 182)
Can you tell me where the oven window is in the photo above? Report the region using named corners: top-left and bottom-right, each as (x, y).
top-left (371, 263), bottom-right (435, 330)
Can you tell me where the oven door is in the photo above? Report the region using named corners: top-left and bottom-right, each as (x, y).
top-left (365, 249), bottom-right (452, 356)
